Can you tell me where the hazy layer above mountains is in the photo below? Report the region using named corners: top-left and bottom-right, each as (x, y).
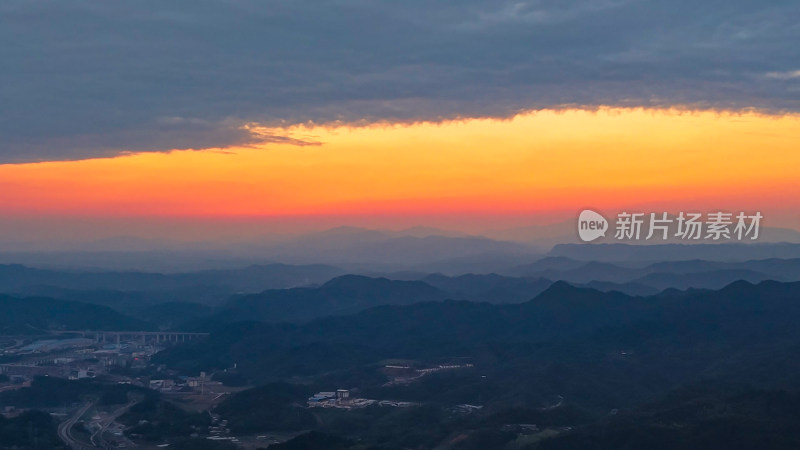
top-left (4, 223), bottom-right (800, 330)
top-left (3, 224), bottom-right (800, 273)
top-left (4, 252), bottom-right (800, 329)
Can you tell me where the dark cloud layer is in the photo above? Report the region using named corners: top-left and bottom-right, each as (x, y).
top-left (1, 0), bottom-right (798, 163)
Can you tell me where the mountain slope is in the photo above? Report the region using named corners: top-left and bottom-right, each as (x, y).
top-left (156, 280), bottom-right (800, 411)
top-left (422, 273), bottom-right (553, 303)
top-left (213, 275), bottom-right (450, 323)
top-left (0, 294), bottom-right (151, 333)
top-left (0, 263), bottom-right (344, 294)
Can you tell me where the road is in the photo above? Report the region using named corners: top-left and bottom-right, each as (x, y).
top-left (542, 395), bottom-right (564, 410)
top-left (0, 381), bottom-right (30, 392)
top-left (57, 401), bottom-right (100, 450)
top-left (90, 400), bottom-right (137, 449)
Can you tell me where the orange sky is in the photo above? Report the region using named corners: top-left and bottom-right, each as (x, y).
top-left (2, 107), bottom-right (799, 233)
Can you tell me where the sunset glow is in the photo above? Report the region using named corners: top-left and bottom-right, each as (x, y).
top-left (2, 108), bottom-right (799, 224)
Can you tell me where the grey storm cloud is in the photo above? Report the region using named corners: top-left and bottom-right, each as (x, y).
top-left (0, 0), bottom-right (798, 163)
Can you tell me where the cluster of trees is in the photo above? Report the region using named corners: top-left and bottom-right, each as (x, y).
top-left (177, 280), bottom-right (800, 448)
top-left (0, 376), bottom-right (155, 408)
top-left (0, 410), bottom-right (63, 449)
top-left (119, 399), bottom-right (211, 442)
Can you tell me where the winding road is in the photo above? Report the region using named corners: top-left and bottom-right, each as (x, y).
top-left (57, 401), bottom-right (99, 450)
top-left (90, 400), bottom-right (137, 448)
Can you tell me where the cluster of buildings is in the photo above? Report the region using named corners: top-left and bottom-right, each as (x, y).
top-left (1, 342), bottom-right (150, 380)
top-left (450, 404), bottom-right (484, 414)
top-left (307, 389), bottom-right (418, 409)
top-left (15, 338), bottom-right (95, 353)
top-left (382, 362), bottom-right (475, 385)
top-left (148, 373), bottom-right (222, 394)
top-left (0, 331), bottom-right (206, 383)
top-left (308, 389), bottom-right (351, 406)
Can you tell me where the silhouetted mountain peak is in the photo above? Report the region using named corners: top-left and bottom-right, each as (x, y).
top-left (217, 275), bottom-right (446, 323)
top-left (531, 280), bottom-right (591, 301)
top-left (722, 279), bottom-right (800, 299)
top-left (544, 279), bottom-right (578, 292)
top-left (320, 274), bottom-right (412, 291)
top-left (719, 279), bottom-right (756, 294)
top-left (529, 280), bottom-right (638, 310)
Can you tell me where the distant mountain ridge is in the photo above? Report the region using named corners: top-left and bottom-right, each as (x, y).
top-left (506, 256), bottom-right (800, 289)
top-left (0, 263), bottom-right (344, 294)
top-left (209, 272), bottom-right (669, 324)
top-left (157, 279), bottom-right (800, 400)
top-left (0, 294), bottom-right (151, 333)
top-left (214, 275), bottom-right (449, 323)
top-left (549, 243), bottom-right (800, 262)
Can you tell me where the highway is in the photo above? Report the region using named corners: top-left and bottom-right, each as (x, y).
top-left (90, 400), bottom-right (137, 449)
top-left (57, 401), bottom-right (100, 450)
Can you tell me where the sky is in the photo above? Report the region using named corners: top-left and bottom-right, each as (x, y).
top-left (1, 1), bottom-right (799, 245)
